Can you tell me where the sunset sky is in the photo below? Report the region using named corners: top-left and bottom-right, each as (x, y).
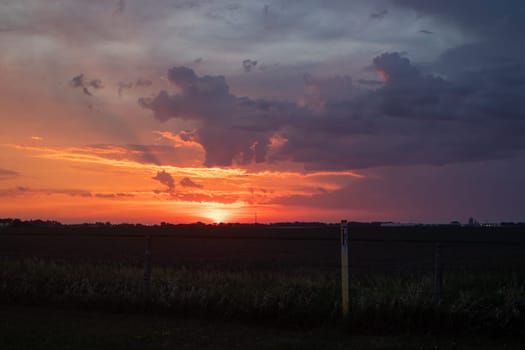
top-left (1, 0), bottom-right (525, 224)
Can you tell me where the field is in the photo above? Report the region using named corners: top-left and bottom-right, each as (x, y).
top-left (3, 224), bottom-right (525, 270)
top-left (2, 223), bottom-right (525, 348)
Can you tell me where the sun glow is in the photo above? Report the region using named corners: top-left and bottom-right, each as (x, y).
top-left (0, 142), bottom-right (366, 224)
top-left (205, 208), bottom-right (230, 223)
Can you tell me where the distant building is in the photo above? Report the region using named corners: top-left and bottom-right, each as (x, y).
top-left (0, 219), bottom-right (13, 228)
top-left (467, 217), bottom-right (480, 226)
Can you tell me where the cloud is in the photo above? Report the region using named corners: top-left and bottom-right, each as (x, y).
top-left (394, 0), bottom-right (525, 40)
top-left (89, 79), bottom-right (103, 89)
top-left (357, 79), bottom-right (384, 86)
top-left (242, 59), bottom-right (258, 72)
top-left (70, 74), bottom-right (84, 88)
top-left (139, 66), bottom-right (289, 167)
top-left (78, 143), bottom-right (204, 167)
top-left (0, 186), bottom-right (29, 197)
top-left (370, 9), bottom-right (388, 19)
top-left (180, 177), bottom-right (203, 188)
top-left (135, 78), bottom-right (152, 87)
top-left (0, 168), bottom-right (19, 180)
top-left (373, 52), bottom-right (419, 83)
top-left (118, 81), bottom-right (133, 97)
top-left (117, 79), bottom-right (152, 97)
top-left (0, 186), bottom-right (136, 199)
top-left (299, 73), bottom-right (354, 112)
top-left (84, 144), bottom-right (163, 165)
top-left (8, 142), bottom-right (204, 171)
top-left (277, 51), bottom-right (525, 169)
top-left (140, 48), bottom-right (525, 171)
top-left (0, 186), bottom-right (92, 197)
top-left (173, 192), bottom-right (239, 204)
top-left (419, 30), bottom-right (434, 34)
top-left (152, 170), bottom-right (175, 192)
top-left (70, 74), bottom-right (104, 96)
top-left (94, 192), bottom-right (134, 199)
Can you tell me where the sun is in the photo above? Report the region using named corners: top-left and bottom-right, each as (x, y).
top-left (206, 208), bottom-right (230, 223)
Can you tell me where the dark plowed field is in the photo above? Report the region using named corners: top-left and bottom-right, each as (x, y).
top-left (2, 224), bottom-right (525, 273)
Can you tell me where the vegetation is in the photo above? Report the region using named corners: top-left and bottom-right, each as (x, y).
top-left (2, 258), bottom-right (525, 335)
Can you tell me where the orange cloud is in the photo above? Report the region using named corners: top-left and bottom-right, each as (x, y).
top-left (0, 142), bottom-right (365, 223)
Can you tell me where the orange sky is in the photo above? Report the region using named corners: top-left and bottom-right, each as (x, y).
top-left (0, 142), bottom-right (367, 224)
top-left (0, 132), bottom-right (366, 224)
top-left (1, 58), bottom-right (523, 224)
top-left (0, 58), bottom-right (372, 224)
top-left (2, 1), bottom-right (524, 224)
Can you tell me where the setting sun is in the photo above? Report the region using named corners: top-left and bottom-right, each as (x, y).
top-left (205, 208), bottom-right (230, 223)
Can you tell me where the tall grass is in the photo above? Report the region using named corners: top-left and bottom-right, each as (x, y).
top-left (1, 258), bottom-right (524, 334)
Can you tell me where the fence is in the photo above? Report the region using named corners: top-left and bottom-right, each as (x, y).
top-left (339, 220), bottom-right (525, 317)
top-left (2, 221), bottom-right (525, 318)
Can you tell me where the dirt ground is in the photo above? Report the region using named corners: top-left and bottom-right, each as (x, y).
top-left (1, 305), bottom-right (524, 350)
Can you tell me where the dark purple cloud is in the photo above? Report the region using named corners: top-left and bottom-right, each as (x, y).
top-left (370, 9), bottom-right (388, 19)
top-left (139, 66), bottom-right (289, 166)
top-left (152, 170), bottom-right (175, 192)
top-left (88, 79), bottom-right (103, 89)
top-left (138, 0), bottom-right (525, 172)
top-left (140, 53), bottom-right (525, 171)
top-left (242, 59), bottom-right (258, 72)
top-left (70, 74), bottom-right (104, 96)
top-left (277, 51), bottom-right (525, 169)
top-left (117, 79), bottom-right (152, 97)
top-left (180, 177), bottom-right (203, 188)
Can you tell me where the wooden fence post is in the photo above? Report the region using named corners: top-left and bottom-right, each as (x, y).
top-left (340, 220), bottom-right (350, 318)
top-left (144, 236), bottom-right (152, 294)
top-left (434, 243), bottom-right (444, 304)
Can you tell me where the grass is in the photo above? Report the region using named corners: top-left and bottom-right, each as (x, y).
top-left (1, 258), bottom-right (525, 335)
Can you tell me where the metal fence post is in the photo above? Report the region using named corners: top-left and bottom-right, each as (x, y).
top-left (434, 243), bottom-right (444, 305)
top-left (144, 236), bottom-right (152, 293)
top-left (340, 220), bottom-right (350, 318)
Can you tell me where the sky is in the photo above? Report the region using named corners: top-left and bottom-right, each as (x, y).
top-left (1, 0), bottom-right (525, 224)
